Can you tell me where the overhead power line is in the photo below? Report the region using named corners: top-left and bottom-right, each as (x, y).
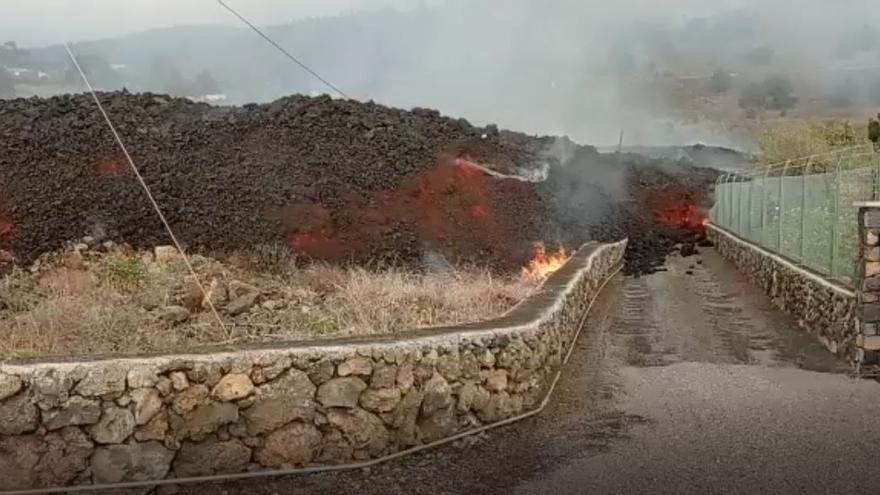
top-left (215, 0), bottom-right (352, 99)
top-left (63, 42), bottom-right (228, 335)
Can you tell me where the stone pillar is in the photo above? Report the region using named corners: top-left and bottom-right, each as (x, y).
top-left (856, 202), bottom-right (880, 364)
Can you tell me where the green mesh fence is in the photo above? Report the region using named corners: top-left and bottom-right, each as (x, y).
top-left (710, 152), bottom-right (880, 287)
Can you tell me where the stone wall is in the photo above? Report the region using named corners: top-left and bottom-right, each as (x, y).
top-left (0, 240), bottom-right (626, 491)
top-left (707, 225), bottom-right (858, 362)
top-left (856, 204), bottom-right (880, 364)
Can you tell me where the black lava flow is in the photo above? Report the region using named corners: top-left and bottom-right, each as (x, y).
top-left (0, 91), bottom-right (720, 276)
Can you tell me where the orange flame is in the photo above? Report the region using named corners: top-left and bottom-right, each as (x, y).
top-left (522, 242), bottom-right (569, 280)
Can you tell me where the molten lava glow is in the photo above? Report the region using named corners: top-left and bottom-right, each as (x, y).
top-left (0, 208), bottom-right (13, 241)
top-left (648, 192), bottom-right (707, 231)
top-left (470, 205), bottom-right (489, 219)
top-left (97, 160), bottom-right (125, 177)
top-left (0, 220), bottom-right (12, 238)
top-left (523, 242), bottom-right (569, 280)
top-left (282, 153), bottom-right (542, 268)
top-left (0, 209), bottom-right (14, 268)
top-left (290, 231), bottom-right (324, 251)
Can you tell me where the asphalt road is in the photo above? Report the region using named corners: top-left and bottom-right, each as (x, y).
top-left (176, 249), bottom-right (880, 495)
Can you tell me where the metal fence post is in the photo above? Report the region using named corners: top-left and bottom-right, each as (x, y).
top-left (761, 166), bottom-right (770, 246)
top-left (712, 175), bottom-right (719, 224)
top-left (736, 175), bottom-right (744, 235)
top-left (778, 160), bottom-right (790, 253)
top-left (724, 174), bottom-right (733, 231)
top-left (723, 174), bottom-right (730, 230)
top-left (747, 174), bottom-right (754, 240)
top-left (800, 157), bottom-right (812, 262)
top-left (830, 154), bottom-right (843, 278)
top-left (715, 173), bottom-right (727, 227)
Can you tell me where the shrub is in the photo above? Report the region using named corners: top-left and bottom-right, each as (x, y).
top-left (762, 75), bottom-right (797, 111)
top-left (757, 120), bottom-right (864, 168)
top-left (745, 45), bottom-right (775, 65)
top-left (99, 254), bottom-right (148, 291)
top-left (709, 68), bottom-right (732, 94)
top-left (0, 267), bottom-right (39, 311)
top-left (251, 243), bottom-right (297, 275)
top-left (739, 82), bottom-right (766, 109)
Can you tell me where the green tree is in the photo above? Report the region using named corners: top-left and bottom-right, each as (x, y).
top-left (745, 45), bottom-right (775, 66)
top-left (762, 75), bottom-right (797, 111)
top-left (738, 82), bottom-right (765, 109)
top-left (150, 58), bottom-right (189, 96)
top-left (192, 70), bottom-right (220, 95)
top-left (708, 68), bottom-right (732, 94)
top-left (869, 115), bottom-right (880, 151)
top-left (0, 40), bottom-right (27, 68)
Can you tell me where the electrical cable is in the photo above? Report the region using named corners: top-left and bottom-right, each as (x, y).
top-left (0, 243), bottom-right (625, 495)
top-left (215, 0), bottom-right (351, 100)
top-left (62, 42), bottom-right (228, 335)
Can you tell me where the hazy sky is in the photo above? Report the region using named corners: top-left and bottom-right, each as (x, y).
top-left (4, 0), bottom-right (877, 148)
top-left (0, 0), bottom-right (423, 46)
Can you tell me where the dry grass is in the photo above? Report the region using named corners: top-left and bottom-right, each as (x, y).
top-left (756, 119), bottom-right (869, 169)
top-left (0, 248), bottom-right (538, 359)
top-left (285, 265), bottom-right (532, 337)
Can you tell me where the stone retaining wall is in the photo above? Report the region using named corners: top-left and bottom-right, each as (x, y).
top-left (0, 240), bottom-right (626, 491)
top-left (855, 203), bottom-right (880, 364)
top-left (707, 225), bottom-right (858, 362)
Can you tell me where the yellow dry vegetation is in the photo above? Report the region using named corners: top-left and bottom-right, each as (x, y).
top-left (757, 120), bottom-right (868, 169)
top-left (0, 249), bottom-right (537, 359)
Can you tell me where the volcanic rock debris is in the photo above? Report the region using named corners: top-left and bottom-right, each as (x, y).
top-left (0, 92), bottom-right (719, 275)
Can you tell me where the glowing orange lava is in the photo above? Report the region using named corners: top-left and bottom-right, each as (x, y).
top-left (522, 242), bottom-right (570, 280)
top-left (0, 208), bottom-right (14, 242)
top-left (97, 159), bottom-right (126, 177)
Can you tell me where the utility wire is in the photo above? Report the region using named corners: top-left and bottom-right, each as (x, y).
top-left (215, 0), bottom-right (352, 99)
top-left (0, 245), bottom-right (624, 495)
top-left (63, 42), bottom-right (228, 335)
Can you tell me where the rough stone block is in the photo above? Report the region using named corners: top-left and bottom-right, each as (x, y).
top-left (864, 322), bottom-right (880, 336)
top-left (0, 393), bottom-right (39, 435)
top-left (255, 422), bottom-right (322, 468)
top-left (43, 397), bottom-right (101, 431)
top-left (0, 373), bottom-right (23, 401)
top-left (866, 209), bottom-right (880, 228)
top-left (862, 335), bottom-right (880, 351)
top-left (88, 407), bottom-right (135, 444)
top-left (317, 377), bottom-right (367, 408)
top-left (868, 230), bottom-right (880, 247)
top-left (75, 366), bottom-right (128, 398)
top-left (337, 357), bottom-right (373, 377)
top-left (211, 374), bottom-right (254, 402)
top-left (173, 438), bottom-right (252, 477)
top-left (863, 277), bottom-right (880, 292)
top-left (91, 442), bottom-right (175, 484)
top-left (0, 240), bottom-right (629, 491)
top-left (867, 246), bottom-right (880, 262)
top-left (862, 303), bottom-right (880, 323)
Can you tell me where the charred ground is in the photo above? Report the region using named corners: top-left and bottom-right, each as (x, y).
top-left (0, 92), bottom-right (722, 274)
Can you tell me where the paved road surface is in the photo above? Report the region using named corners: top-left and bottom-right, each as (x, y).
top-left (178, 249), bottom-right (880, 495)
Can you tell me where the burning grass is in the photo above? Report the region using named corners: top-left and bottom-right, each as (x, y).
top-left (0, 242), bottom-right (542, 359)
